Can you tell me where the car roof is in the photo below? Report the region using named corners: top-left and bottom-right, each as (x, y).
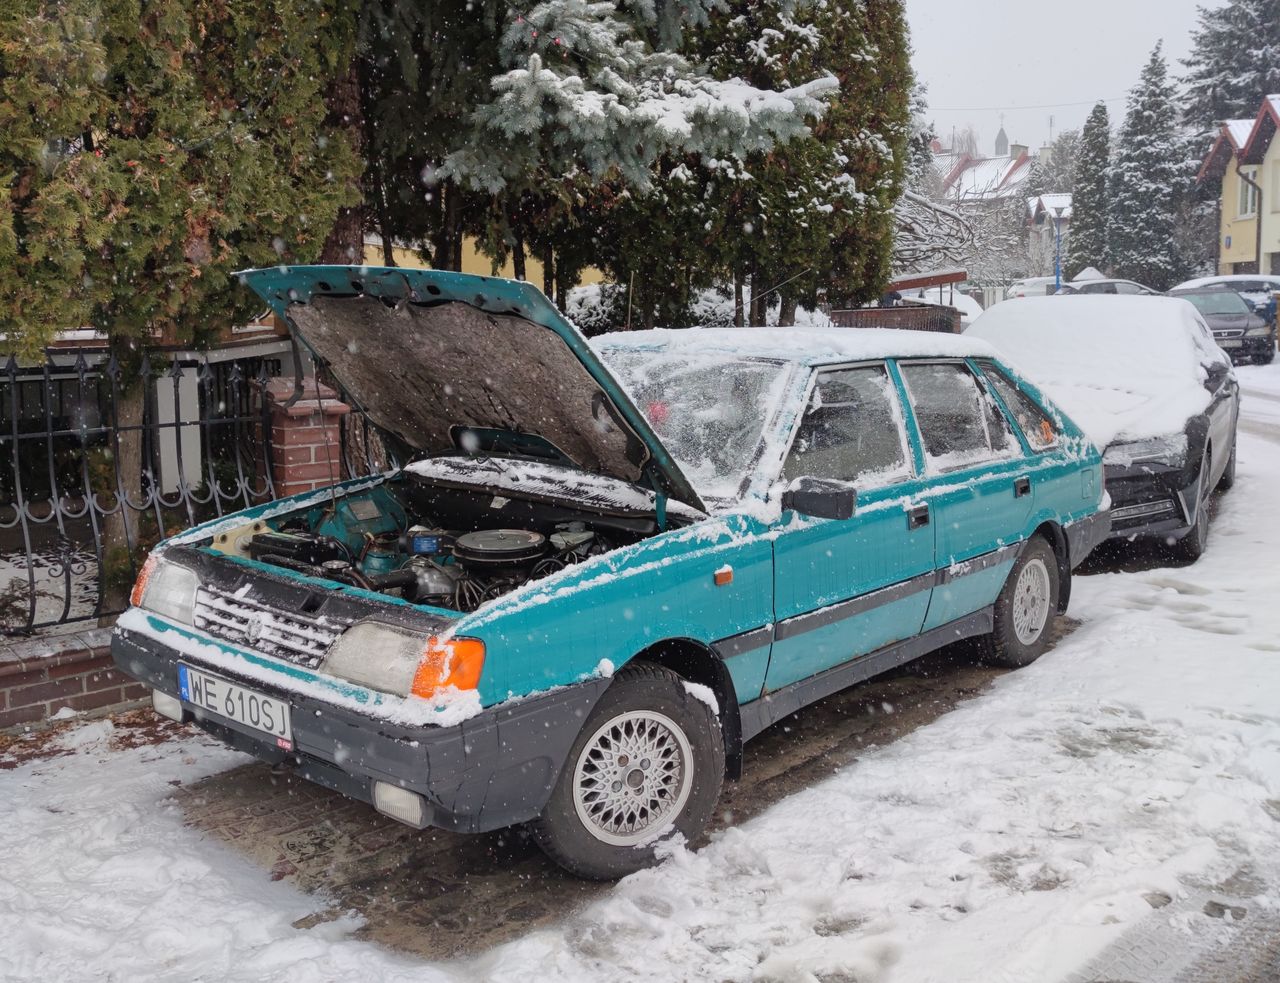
top-left (1067, 278), bottom-right (1146, 286)
top-left (1168, 284), bottom-right (1239, 294)
top-left (592, 327), bottom-right (1001, 368)
top-left (1173, 274), bottom-right (1280, 288)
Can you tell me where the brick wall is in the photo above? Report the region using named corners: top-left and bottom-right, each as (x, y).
top-left (262, 376), bottom-right (351, 496)
top-left (0, 633), bottom-right (146, 731)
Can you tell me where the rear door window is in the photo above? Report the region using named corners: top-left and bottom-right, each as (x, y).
top-left (976, 361), bottom-right (1058, 451)
top-left (782, 365), bottom-right (911, 487)
top-left (898, 361), bottom-right (1018, 472)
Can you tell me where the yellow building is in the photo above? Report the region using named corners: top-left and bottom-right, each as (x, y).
top-left (1239, 96), bottom-right (1280, 277)
top-left (1199, 119), bottom-right (1260, 275)
top-left (361, 235), bottom-right (604, 289)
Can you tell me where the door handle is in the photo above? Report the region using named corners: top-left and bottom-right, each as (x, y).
top-left (908, 504), bottom-right (930, 529)
top-left (1014, 476), bottom-right (1031, 497)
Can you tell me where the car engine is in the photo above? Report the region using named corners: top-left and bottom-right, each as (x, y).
top-left (232, 482), bottom-right (627, 612)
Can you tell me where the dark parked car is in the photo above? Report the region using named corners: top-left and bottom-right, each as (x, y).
top-left (1169, 285), bottom-right (1275, 365)
top-left (969, 296), bottom-right (1239, 561)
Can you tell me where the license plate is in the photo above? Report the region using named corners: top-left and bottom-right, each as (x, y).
top-left (178, 664), bottom-right (292, 747)
top-left (1219, 339), bottom-right (1242, 348)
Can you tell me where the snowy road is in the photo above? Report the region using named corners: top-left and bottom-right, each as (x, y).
top-left (3, 363), bottom-right (1280, 983)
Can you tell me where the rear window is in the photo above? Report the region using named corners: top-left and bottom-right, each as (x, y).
top-left (977, 361), bottom-right (1058, 451)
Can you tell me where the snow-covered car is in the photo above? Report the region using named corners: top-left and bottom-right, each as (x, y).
top-left (1168, 285), bottom-right (1275, 365)
top-left (1170, 273), bottom-right (1280, 313)
top-left (1055, 278), bottom-right (1162, 296)
top-left (112, 266), bottom-right (1108, 879)
top-left (968, 296), bottom-right (1239, 560)
top-left (1006, 276), bottom-right (1058, 299)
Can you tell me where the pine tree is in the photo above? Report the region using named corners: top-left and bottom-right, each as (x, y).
top-left (1108, 47), bottom-right (1182, 290)
top-left (1066, 102), bottom-right (1111, 278)
top-left (1182, 0), bottom-right (1280, 132)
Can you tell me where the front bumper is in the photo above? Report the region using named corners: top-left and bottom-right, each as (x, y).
top-left (112, 625), bottom-right (609, 834)
top-left (1103, 461), bottom-right (1196, 542)
top-left (1217, 332), bottom-right (1275, 362)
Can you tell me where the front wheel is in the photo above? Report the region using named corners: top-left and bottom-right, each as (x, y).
top-left (1173, 449), bottom-right (1212, 563)
top-left (976, 536), bottom-right (1061, 669)
top-left (531, 663), bottom-right (724, 879)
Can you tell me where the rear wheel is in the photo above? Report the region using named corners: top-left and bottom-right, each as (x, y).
top-left (531, 664), bottom-right (724, 880)
top-left (976, 536), bottom-right (1061, 669)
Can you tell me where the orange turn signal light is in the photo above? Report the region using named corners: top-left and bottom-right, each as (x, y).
top-left (714, 567), bottom-right (733, 586)
top-left (130, 554), bottom-right (159, 608)
top-left (411, 636), bottom-right (486, 700)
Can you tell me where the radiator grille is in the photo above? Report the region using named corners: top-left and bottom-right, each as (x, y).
top-left (193, 585), bottom-right (343, 668)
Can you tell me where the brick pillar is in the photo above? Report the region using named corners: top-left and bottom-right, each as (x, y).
top-left (262, 377), bottom-right (351, 497)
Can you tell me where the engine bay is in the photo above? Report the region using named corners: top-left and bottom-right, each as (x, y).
top-left (210, 476), bottom-right (663, 613)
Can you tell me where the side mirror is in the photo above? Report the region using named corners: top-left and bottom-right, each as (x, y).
top-left (781, 477), bottom-right (857, 520)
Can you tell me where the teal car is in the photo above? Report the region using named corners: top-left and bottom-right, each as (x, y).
top-left (112, 266), bottom-right (1108, 879)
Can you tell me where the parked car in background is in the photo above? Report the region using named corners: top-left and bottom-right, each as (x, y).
top-left (1170, 274), bottom-right (1280, 313)
top-left (112, 266), bottom-right (1109, 880)
top-left (1168, 285), bottom-right (1275, 365)
top-left (1007, 276), bottom-right (1058, 299)
top-left (968, 296), bottom-right (1239, 562)
top-left (1055, 278), bottom-right (1162, 296)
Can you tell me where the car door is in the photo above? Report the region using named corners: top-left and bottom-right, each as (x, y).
top-left (766, 363), bottom-right (934, 692)
top-left (895, 360), bottom-right (1032, 632)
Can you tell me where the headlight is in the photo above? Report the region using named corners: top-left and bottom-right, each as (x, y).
top-left (130, 555), bottom-right (199, 625)
top-left (323, 622), bottom-right (485, 699)
top-left (1245, 326), bottom-right (1272, 337)
top-left (1103, 434), bottom-right (1188, 468)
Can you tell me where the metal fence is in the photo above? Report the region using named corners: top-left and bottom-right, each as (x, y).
top-left (828, 304), bottom-right (962, 333)
top-left (0, 349), bottom-right (377, 636)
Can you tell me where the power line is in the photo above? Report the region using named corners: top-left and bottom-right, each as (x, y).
top-left (930, 96), bottom-right (1126, 112)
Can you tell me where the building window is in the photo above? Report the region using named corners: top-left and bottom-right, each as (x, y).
top-left (1238, 168), bottom-right (1259, 217)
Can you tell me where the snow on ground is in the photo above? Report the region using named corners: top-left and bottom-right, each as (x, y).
top-left (4, 442), bottom-right (1280, 981)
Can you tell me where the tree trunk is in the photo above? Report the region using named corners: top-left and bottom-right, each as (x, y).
top-left (733, 273), bottom-right (745, 327)
top-left (542, 247), bottom-right (554, 297)
top-left (434, 182), bottom-right (461, 271)
top-left (320, 60), bottom-right (364, 264)
top-left (778, 292), bottom-right (798, 327)
top-left (512, 229), bottom-right (526, 281)
top-left (749, 266), bottom-right (765, 326)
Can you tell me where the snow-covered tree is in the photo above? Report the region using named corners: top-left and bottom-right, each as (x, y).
top-left (1108, 46), bottom-right (1182, 290)
top-left (1181, 0), bottom-right (1280, 132)
top-left (1066, 102), bottom-right (1110, 278)
top-left (442, 1), bottom-right (836, 193)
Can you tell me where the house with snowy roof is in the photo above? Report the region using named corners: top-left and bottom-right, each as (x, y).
top-left (1198, 97), bottom-right (1280, 277)
top-left (933, 141), bottom-right (1033, 205)
top-left (1027, 193), bottom-right (1072, 278)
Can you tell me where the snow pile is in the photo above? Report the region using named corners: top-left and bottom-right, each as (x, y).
top-left (901, 287), bottom-right (984, 323)
top-left (967, 296), bottom-right (1227, 447)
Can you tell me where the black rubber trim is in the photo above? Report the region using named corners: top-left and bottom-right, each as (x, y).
top-left (739, 608), bottom-right (994, 742)
top-left (111, 626), bottom-right (611, 834)
top-left (711, 625), bottom-right (774, 659)
top-left (771, 543), bottom-right (1017, 643)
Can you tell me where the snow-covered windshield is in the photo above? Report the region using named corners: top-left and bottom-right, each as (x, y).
top-left (1178, 291), bottom-right (1249, 316)
top-left (600, 350), bottom-right (793, 504)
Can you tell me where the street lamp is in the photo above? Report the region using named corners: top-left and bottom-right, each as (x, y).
top-left (1052, 206), bottom-right (1066, 292)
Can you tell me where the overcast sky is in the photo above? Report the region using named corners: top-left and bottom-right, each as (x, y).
top-left (905, 0), bottom-right (1207, 155)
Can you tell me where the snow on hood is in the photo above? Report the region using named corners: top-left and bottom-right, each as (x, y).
top-left (404, 456), bottom-right (705, 521)
top-left (967, 296), bottom-right (1228, 447)
top-left (236, 266), bottom-right (705, 512)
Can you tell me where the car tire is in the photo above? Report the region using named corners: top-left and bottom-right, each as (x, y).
top-left (530, 663), bottom-right (724, 880)
top-left (1253, 347), bottom-right (1275, 366)
top-left (1217, 437), bottom-right (1236, 492)
top-left (1173, 449), bottom-right (1212, 563)
top-left (976, 536), bottom-right (1060, 669)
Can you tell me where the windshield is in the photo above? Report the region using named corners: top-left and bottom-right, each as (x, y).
top-left (600, 349), bottom-right (793, 504)
top-left (1180, 291), bottom-right (1248, 316)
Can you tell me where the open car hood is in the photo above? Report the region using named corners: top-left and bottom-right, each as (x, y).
top-left (237, 266), bottom-right (706, 513)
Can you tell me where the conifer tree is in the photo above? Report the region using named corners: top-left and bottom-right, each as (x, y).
top-left (1066, 102), bottom-right (1111, 278)
top-left (1108, 47), bottom-right (1181, 289)
top-left (1182, 0), bottom-right (1280, 132)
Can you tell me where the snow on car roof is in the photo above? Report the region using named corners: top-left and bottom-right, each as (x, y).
top-left (1173, 274), bottom-right (1280, 289)
top-left (592, 326), bottom-right (999, 367)
top-left (966, 296), bottom-right (1223, 447)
